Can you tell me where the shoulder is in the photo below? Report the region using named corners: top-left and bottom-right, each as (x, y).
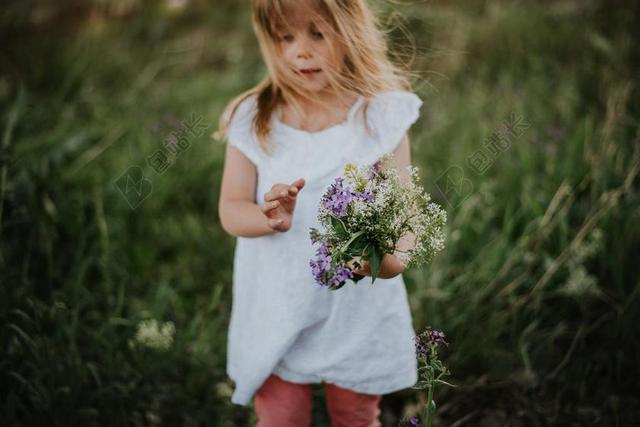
top-left (220, 92), bottom-right (261, 145)
top-left (220, 93), bottom-right (264, 166)
top-left (223, 93), bottom-right (259, 129)
top-left (366, 90), bottom-right (423, 117)
top-left (361, 90), bottom-right (423, 142)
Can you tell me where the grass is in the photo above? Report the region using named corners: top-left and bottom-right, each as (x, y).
top-left (1, 0), bottom-right (639, 425)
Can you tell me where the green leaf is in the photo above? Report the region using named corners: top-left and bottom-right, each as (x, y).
top-left (329, 281), bottom-right (347, 291)
top-left (411, 380), bottom-right (429, 389)
top-left (369, 245), bottom-right (382, 283)
top-left (347, 235), bottom-right (368, 255)
top-left (435, 379), bottom-right (458, 387)
top-left (309, 227), bottom-right (321, 243)
top-left (330, 216), bottom-right (349, 238)
top-left (340, 229), bottom-right (366, 253)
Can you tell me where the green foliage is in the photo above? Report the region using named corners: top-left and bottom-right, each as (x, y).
top-left (1, 0), bottom-right (639, 425)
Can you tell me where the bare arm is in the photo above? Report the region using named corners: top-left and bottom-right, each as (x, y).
top-left (218, 142), bottom-right (277, 238)
top-left (390, 133), bottom-right (418, 269)
top-left (218, 142), bottom-right (306, 237)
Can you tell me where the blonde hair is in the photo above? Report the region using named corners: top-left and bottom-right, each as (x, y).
top-left (212, 0), bottom-right (416, 156)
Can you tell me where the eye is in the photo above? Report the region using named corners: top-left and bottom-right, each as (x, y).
top-left (311, 30), bottom-right (324, 40)
top-left (280, 34), bottom-right (294, 43)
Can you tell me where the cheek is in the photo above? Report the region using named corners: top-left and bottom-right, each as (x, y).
top-left (280, 47), bottom-right (293, 62)
top-left (329, 43), bottom-right (345, 68)
top-left (319, 46), bottom-right (340, 68)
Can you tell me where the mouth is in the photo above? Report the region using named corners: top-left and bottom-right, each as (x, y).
top-left (298, 68), bottom-right (322, 75)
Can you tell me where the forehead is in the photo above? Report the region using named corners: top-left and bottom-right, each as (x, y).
top-left (274, 2), bottom-right (331, 31)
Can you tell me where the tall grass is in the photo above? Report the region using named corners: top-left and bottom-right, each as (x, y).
top-left (1, 0), bottom-right (638, 425)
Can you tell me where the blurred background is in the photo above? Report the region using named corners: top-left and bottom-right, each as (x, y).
top-left (1, 0), bottom-right (639, 425)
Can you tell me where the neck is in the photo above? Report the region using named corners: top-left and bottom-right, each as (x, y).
top-left (287, 88), bottom-right (357, 115)
top-left (276, 88), bottom-right (360, 132)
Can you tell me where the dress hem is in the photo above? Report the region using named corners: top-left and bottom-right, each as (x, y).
top-left (272, 362), bottom-right (418, 396)
top-left (227, 361), bottom-right (418, 407)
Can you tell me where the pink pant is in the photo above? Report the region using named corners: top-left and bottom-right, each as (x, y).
top-left (254, 374), bottom-right (382, 427)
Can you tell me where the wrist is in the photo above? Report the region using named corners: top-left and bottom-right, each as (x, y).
top-left (351, 253), bottom-right (405, 279)
top-left (381, 253), bottom-right (405, 278)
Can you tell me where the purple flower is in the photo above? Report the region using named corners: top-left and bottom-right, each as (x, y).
top-left (317, 240), bottom-right (331, 256)
top-left (414, 326), bottom-right (448, 361)
top-left (321, 178), bottom-right (359, 218)
top-left (310, 243), bottom-right (333, 285)
top-left (353, 190), bottom-right (374, 202)
top-left (329, 266), bottom-right (354, 287)
top-left (321, 176), bottom-right (375, 218)
top-left (309, 239), bottom-right (357, 289)
top-left (410, 416), bottom-right (421, 425)
top-left (311, 173), bottom-right (378, 289)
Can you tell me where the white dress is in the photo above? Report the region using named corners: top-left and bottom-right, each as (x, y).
top-left (224, 89), bottom-right (423, 406)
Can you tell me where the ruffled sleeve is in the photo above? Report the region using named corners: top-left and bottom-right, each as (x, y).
top-left (223, 94), bottom-right (264, 167)
top-left (365, 90), bottom-right (423, 155)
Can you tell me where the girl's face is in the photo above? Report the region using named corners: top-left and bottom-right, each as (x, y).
top-left (275, 7), bottom-right (342, 93)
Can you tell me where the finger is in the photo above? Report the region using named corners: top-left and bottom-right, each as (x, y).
top-left (261, 200), bottom-right (280, 214)
top-left (349, 264), bottom-right (364, 275)
top-left (353, 267), bottom-right (368, 276)
top-left (264, 184), bottom-right (291, 202)
top-left (292, 178), bottom-right (306, 189)
top-left (348, 258), bottom-right (367, 273)
top-left (264, 189), bottom-right (285, 202)
top-left (287, 185), bottom-right (299, 197)
top-left (275, 188), bottom-right (296, 204)
top-left (267, 218), bottom-right (285, 230)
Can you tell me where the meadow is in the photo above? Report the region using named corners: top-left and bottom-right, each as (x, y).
top-left (1, 0), bottom-right (638, 425)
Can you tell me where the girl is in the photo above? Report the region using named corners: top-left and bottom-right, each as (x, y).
top-left (215, 0), bottom-right (423, 425)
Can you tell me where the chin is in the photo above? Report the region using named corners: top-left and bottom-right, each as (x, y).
top-left (303, 82), bottom-right (331, 93)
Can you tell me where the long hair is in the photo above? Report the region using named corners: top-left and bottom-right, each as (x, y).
top-left (212, 0), bottom-right (416, 156)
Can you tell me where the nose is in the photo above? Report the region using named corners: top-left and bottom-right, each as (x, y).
top-left (294, 36), bottom-right (312, 59)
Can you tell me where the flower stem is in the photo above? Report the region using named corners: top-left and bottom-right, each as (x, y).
top-left (425, 383), bottom-right (434, 427)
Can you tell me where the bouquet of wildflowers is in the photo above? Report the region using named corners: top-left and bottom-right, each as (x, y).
top-left (309, 153), bottom-right (447, 290)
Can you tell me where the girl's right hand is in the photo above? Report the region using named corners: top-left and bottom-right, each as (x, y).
top-left (261, 178), bottom-right (305, 232)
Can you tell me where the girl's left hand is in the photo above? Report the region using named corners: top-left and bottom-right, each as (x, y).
top-left (347, 253), bottom-right (405, 279)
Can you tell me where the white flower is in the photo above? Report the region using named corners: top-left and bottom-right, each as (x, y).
top-left (312, 154), bottom-right (448, 285)
top-left (130, 319), bottom-right (175, 351)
